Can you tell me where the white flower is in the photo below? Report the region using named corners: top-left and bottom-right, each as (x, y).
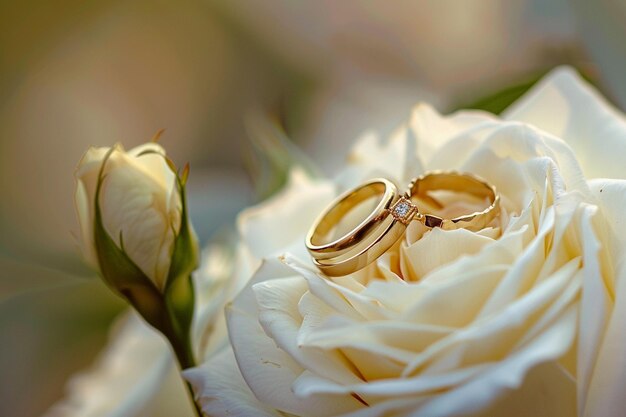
top-left (186, 67), bottom-right (626, 417)
top-left (74, 142), bottom-right (183, 290)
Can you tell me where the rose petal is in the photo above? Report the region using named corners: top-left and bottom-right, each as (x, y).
top-left (403, 264), bottom-right (507, 327)
top-left (401, 227), bottom-right (494, 280)
top-left (228, 257), bottom-right (362, 416)
top-left (580, 179), bottom-right (626, 417)
top-left (404, 257), bottom-right (580, 377)
top-left (416, 305), bottom-right (578, 417)
top-left (100, 153), bottom-right (177, 287)
top-left (428, 120), bottom-right (588, 203)
top-left (237, 169), bottom-right (335, 260)
top-left (127, 143), bottom-right (174, 196)
top-left (293, 364), bottom-right (485, 400)
top-left (300, 313), bottom-right (451, 366)
top-left (253, 276), bottom-right (362, 384)
top-left (282, 255), bottom-right (368, 321)
top-left (504, 66), bottom-right (626, 180)
top-left (43, 313), bottom-right (184, 417)
top-left (341, 124), bottom-right (422, 186)
top-left (409, 103), bottom-right (498, 169)
top-left (183, 348), bottom-right (281, 417)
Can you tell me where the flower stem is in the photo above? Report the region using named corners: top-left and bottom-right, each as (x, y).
top-left (164, 322), bottom-right (203, 417)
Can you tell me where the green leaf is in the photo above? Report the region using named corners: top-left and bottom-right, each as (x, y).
top-left (454, 67), bottom-right (598, 115)
top-left (454, 75), bottom-right (544, 115)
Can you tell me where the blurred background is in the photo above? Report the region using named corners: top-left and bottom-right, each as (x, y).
top-left (1, 0), bottom-right (625, 415)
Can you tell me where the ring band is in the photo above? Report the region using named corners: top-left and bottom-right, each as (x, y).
top-left (404, 170), bottom-right (500, 231)
top-left (306, 171), bottom-right (500, 277)
top-left (307, 178), bottom-right (408, 277)
top-left (306, 178), bottom-right (401, 261)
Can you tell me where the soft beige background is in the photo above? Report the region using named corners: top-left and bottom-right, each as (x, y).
top-left (0, 1), bottom-right (624, 416)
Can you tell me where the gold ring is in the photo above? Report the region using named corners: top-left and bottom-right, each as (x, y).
top-left (306, 178), bottom-right (402, 261)
top-left (401, 170), bottom-right (500, 232)
top-left (306, 171), bottom-right (500, 277)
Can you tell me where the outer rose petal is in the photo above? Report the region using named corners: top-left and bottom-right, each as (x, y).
top-left (409, 103), bottom-right (498, 169)
top-left (237, 169), bottom-right (335, 260)
top-left (339, 336), bottom-right (577, 417)
top-left (226, 258), bottom-right (363, 417)
top-left (75, 178), bottom-right (97, 267)
top-left (581, 179), bottom-right (626, 417)
top-left (127, 143), bottom-right (175, 197)
top-left (183, 348), bottom-right (282, 417)
top-left (74, 145), bottom-right (119, 268)
top-left (341, 104), bottom-right (498, 187)
top-left (339, 126), bottom-right (422, 188)
top-left (504, 66), bottom-right (626, 180)
top-left (99, 149), bottom-right (180, 288)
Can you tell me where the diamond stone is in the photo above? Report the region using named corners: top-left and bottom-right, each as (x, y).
top-left (394, 201), bottom-right (410, 217)
top-left (390, 197), bottom-right (417, 224)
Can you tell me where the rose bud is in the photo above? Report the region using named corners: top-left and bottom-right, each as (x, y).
top-left (74, 141), bottom-right (199, 368)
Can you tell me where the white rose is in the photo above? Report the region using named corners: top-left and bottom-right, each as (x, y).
top-left (74, 142), bottom-right (183, 290)
top-left (186, 67), bottom-right (626, 417)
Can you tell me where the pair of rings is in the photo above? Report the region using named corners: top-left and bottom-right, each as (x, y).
top-left (305, 171), bottom-right (500, 277)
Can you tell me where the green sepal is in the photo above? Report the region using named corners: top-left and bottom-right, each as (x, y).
top-left (165, 170), bottom-right (199, 291)
top-left (161, 167), bottom-right (199, 354)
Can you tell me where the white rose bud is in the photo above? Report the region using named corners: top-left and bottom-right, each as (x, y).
top-left (74, 141), bottom-right (199, 362)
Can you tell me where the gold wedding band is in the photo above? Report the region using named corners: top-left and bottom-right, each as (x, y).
top-left (306, 171), bottom-right (500, 277)
top-left (306, 179), bottom-right (405, 268)
top-left (405, 170), bottom-right (500, 231)
top-left (306, 178), bottom-right (397, 260)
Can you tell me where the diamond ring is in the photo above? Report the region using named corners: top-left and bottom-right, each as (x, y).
top-left (305, 171), bottom-right (500, 277)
